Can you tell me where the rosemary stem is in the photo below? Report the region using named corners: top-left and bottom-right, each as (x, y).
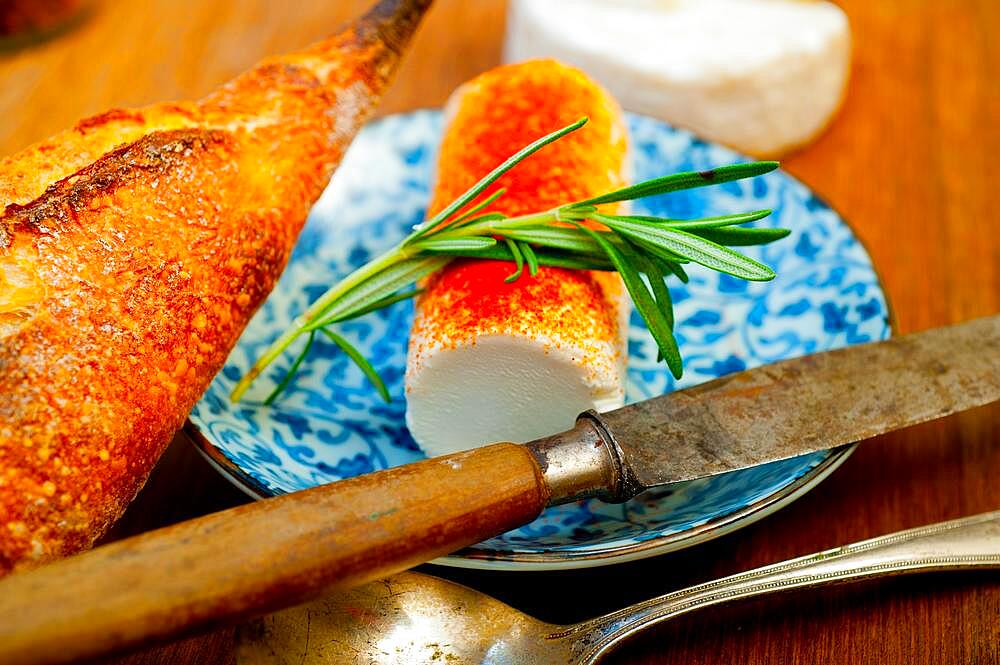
top-left (445, 210), bottom-right (558, 239)
top-left (229, 244), bottom-right (411, 402)
top-left (227, 113), bottom-right (784, 404)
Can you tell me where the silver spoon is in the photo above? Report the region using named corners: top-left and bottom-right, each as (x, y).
top-left (236, 511), bottom-right (1000, 664)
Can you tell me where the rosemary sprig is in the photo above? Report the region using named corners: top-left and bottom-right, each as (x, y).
top-left (230, 118), bottom-right (788, 403)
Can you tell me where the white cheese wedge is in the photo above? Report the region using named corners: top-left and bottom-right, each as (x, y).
top-left (504, 0), bottom-right (851, 156)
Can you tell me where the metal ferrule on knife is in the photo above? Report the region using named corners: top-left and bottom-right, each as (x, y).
top-left (526, 411), bottom-right (639, 506)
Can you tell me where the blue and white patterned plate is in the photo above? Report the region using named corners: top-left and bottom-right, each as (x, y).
top-left (187, 111), bottom-right (891, 570)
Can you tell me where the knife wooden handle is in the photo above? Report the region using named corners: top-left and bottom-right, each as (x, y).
top-left (0, 443), bottom-right (549, 665)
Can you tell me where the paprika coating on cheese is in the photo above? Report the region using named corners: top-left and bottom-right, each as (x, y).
top-left (406, 60), bottom-right (631, 454)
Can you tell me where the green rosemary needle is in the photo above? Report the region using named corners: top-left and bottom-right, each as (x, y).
top-left (230, 118), bottom-right (788, 404)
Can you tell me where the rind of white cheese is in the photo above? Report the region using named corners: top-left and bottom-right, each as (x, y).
top-left (504, 0), bottom-right (851, 157)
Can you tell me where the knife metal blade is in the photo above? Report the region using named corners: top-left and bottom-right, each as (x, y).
top-left (528, 314), bottom-right (1000, 503)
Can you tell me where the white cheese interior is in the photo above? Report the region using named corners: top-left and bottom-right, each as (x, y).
top-left (504, 0), bottom-right (851, 156)
top-left (406, 335), bottom-right (624, 457)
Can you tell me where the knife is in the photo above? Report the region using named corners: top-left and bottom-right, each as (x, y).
top-left (1, 314), bottom-right (998, 665)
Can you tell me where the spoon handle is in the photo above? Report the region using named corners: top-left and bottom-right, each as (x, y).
top-left (562, 511), bottom-right (1000, 664)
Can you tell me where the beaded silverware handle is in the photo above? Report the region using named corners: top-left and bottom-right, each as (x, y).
top-left (563, 511), bottom-right (1000, 663)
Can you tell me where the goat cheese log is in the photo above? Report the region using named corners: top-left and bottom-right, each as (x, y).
top-left (0, 0), bottom-right (432, 575)
top-left (406, 60), bottom-right (631, 457)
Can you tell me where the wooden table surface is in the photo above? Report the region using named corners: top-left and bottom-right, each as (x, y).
top-left (2, 1), bottom-right (997, 663)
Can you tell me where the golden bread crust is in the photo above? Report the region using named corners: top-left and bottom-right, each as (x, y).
top-left (0, 0), bottom-right (429, 574)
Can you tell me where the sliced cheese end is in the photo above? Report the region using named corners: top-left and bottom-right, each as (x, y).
top-left (406, 262), bottom-right (629, 458)
top-left (406, 333), bottom-right (625, 457)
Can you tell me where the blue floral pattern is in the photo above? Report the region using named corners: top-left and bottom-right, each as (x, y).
top-left (188, 111), bottom-right (890, 568)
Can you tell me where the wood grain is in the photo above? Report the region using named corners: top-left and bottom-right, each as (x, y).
top-left (0, 0), bottom-right (996, 664)
top-left (0, 442), bottom-right (548, 665)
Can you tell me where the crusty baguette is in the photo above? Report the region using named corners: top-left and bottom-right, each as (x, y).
top-left (0, 0), bottom-right (432, 575)
top-left (405, 59), bottom-right (631, 455)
